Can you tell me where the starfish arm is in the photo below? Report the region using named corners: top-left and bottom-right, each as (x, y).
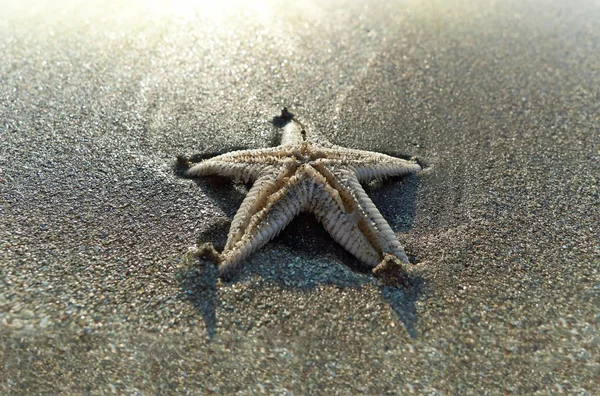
top-left (225, 162), bottom-right (296, 250)
top-left (186, 159), bottom-right (268, 183)
top-left (316, 146), bottom-right (421, 183)
top-left (352, 158), bottom-right (421, 184)
top-left (279, 114), bottom-right (333, 147)
top-left (305, 167), bottom-right (383, 267)
top-left (326, 165), bottom-right (411, 263)
top-left (217, 167), bottom-right (309, 278)
top-left (280, 118), bottom-right (304, 146)
top-left (346, 171), bottom-right (411, 263)
top-left (186, 146), bottom-right (295, 183)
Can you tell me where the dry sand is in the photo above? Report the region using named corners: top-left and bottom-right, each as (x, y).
top-left (1, 0), bottom-right (599, 393)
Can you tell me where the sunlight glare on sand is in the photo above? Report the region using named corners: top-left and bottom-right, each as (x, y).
top-left (0, 0), bottom-right (280, 29)
top-left (141, 0), bottom-right (277, 24)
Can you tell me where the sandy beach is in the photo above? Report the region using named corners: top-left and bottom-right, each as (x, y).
top-left (1, 0), bottom-right (599, 393)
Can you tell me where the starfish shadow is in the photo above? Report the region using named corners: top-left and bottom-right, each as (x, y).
top-left (368, 174), bottom-right (424, 337)
top-left (380, 277), bottom-right (425, 338)
top-left (175, 253), bottom-right (219, 339)
top-left (176, 249), bottom-right (424, 339)
top-left (274, 213), bottom-right (372, 275)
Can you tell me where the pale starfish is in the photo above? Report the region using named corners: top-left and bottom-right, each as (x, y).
top-left (179, 109), bottom-right (422, 281)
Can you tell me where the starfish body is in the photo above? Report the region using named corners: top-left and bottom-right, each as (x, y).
top-left (185, 110), bottom-right (421, 279)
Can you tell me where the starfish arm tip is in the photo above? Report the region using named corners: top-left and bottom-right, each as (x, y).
top-left (193, 242), bottom-right (220, 264)
top-left (192, 243), bottom-right (243, 282)
top-left (174, 155), bottom-right (194, 177)
top-left (372, 254), bottom-right (414, 286)
top-left (411, 156), bottom-right (431, 171)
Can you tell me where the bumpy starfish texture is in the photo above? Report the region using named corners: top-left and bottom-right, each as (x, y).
top-left (184, 109), bottom-right (421, 280)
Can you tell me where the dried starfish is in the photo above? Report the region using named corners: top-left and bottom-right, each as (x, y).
top-left (180, 109), bottom-right (421, 281)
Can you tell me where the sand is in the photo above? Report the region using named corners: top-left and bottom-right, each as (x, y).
top-left (1, 0), bottom-right (599, 393)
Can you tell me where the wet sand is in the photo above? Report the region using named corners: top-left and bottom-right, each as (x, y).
top-left (1, 0), bottom-right (599, 393)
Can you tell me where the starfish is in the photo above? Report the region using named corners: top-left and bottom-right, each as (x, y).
top-left (179, 109), bottom-right (422, 281)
